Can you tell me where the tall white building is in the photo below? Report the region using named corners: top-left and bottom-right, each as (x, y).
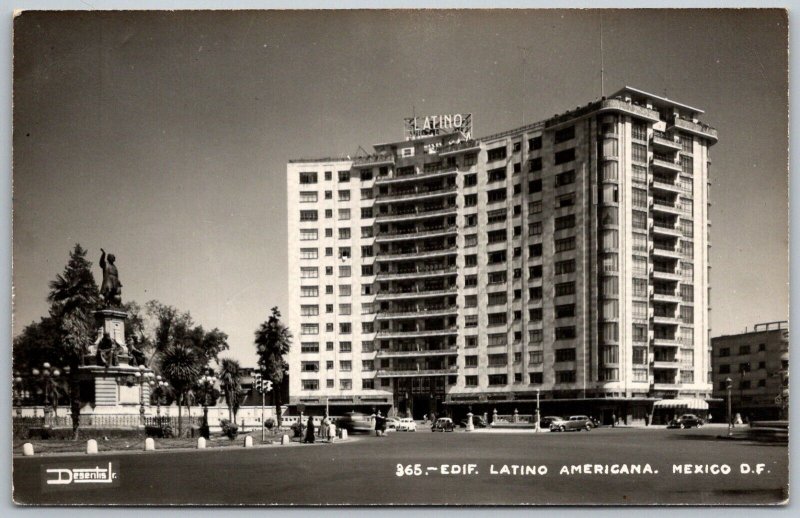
top-left (286, 87), bottom-right (716, 425)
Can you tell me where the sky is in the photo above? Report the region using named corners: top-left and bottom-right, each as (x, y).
top-left (12, 9), bottom-right (789, 366)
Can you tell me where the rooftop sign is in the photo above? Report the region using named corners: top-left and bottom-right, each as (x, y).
top-left (404, 113), bottom-right (473, 141)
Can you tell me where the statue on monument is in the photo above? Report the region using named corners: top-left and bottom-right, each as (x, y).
top-left (99, 248), bottom-right (122, 306)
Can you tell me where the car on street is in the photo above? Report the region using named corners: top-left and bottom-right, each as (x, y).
top-left (432, 417), bottom-right (455, 432)
top-left (336, 412), bottom-right (374, 434)
top-left (397, 418), bottom-right (417, 432)
top-left (459, 415), bottom-right (488, 428)
top-left (539, 416), bottom-right (561, 429)
top-left (550, 416), bottom-right (593, 432)
top-left (385, 417), bottom-right (400, 431)
top-left (667, 414), bottom-right (705, 429)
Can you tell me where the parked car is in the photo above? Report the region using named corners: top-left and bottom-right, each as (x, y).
top-left (397, 418), bottom-right (417, 432)
top-left (336, 412), bottom-right (374, 434)
top-left (385, 417), bottom-right (400, 431)
top-left (550, 416), bottom-right (593, 432)
top-left (432, 417), bottom-right (455, 432)
top-left (459, 415), bottom-right (488, 428)
top-left (667, 414), bottom-right (705, 429)
top-left (539, 416), bottom-right (561, 429)
top-left (570, 415), bottom-right (596, 429)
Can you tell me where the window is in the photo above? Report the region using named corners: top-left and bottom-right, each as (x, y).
top-left (325, 323), bottom-right (334, 332)
top-left (465, 234), bottom-right (478, 247)
top-left (300, 229), bottom-right (318, 241)
top-left (555, 170), bottom-right (575, 187)
top-left (555, 214), bottom-right (575, 230)
top-left (556, 371), bottom-right (576, 383)
top-left (339, 228), bottom-right (351, 239)
top-left (681, 284), bottom-right (694, 302)
top-left (529, 329), bottom-right (543, 343)
top-left (529, 372), bottom-right (543, 384)
top-left (301, 305), bottom-right (319, 316)
top-left (465, 254), bottom-right (478, 267)
top-left (555, 237), bottom-right (576, 252)
top-left (554, 125), bottom-right (575, 143)
top-left (488, 374), bottom-right (507, 386)
top-left (362, 321), bottom-right (374, 334)
top-left (465, 214), bottom-right (478, 227)
top-left (465, 356), bottom-right (478, 367)
top-left (556, 304), bottom-right (575, 319)
top-left (632, 188), bottom-right (648, 208)
top-left (465, 315), bottom-right (478, 328)
top-left (301, 324), bottom-right (319, 335)
top-left (680, 306), bottom-right (694, 324)
top-left (633, 347), bottom-right (648, 365)
top-left (488, 354), bottom-right (507, 367)
top-left (529, 308), bottom-right (543, 321)
top-left (557, 193), bottom-right (575, 208)
top-left (527, 350), bottom-right (543, 365)
top-left (338, 208), bottom-right (350, 220)
top-left (529, 179), bottom-right (542, 193)
top-left (361, 226), bottom-right (374, 239)
top-left (362, 265), bottom-right (374, 276)
top-left (554, 149), bottom-right (575, 165)
top-left (488, 271), bottom-right (507, 284)
top-left (465, 375), bottom-right (478, 387)
top-left (465, 295), bottom-right (478, 308)
top-left (553, 348), bottom-right (578, 365)
top-left (487, 188), bottom-right (507, 204)
top-left (529, 157), bottom-right (543, 172)
top-left (464, 275), bottom-right (478, 287)
top-left (325, 228), bottom-right (333, 237)
top-left (464, 194), bottom-right (478, 207)
top-left (338, 190), bottom-right (351, 201)
top-left (632, 143), bottom-right (647, 164)
top-left (488, 167), bottom-right (506, 183)
top-left (529, 221), bottom-right (542, 236)
top-left (529, 243), bottom-right (542, 257)
top-left (555, 326), bottom-right (576, 340)
top-left (360, 207), bottom-right (373, 219)
top-left (488, 313), bottom-right (507, 326)
top-left (631, 122), bottom-right (647, 141)
top-left (299, 172), bottom-right (318, 184)
top-left (338, 170), bottom-right (350, 182)
top-left (487, 146), bottom-right (507, 162)
top-left (301, 380), bottom-right (319, 390)
top-left (602, 161), bottom-right (618, 181)
top-left (301, 361), bottom-right (319, 372)
top-left (487, 333), bottom-right (508, 347)
top-left (632, 256), bottom-right (647, 276)
top-left (361, 188), bottom-right (374, 200)
top-left (339, 266), bottom-right (351, 277)
top-left (324, 208), bottom-right (333, 219)
top-left (300, 248), bottom-right (318, 260)
top-left (632, 211), bottom-right (648, 230)
top-left (301, 342), bottom-right (319, 353)
top-left (325, 190), bottom-right (332, 199)
top-left (361, 246), bottom-right (373, 258)
top-left (681, 156), bottom-right (693, 175)
top-left (632, 301), bottom-right (648, 320)
top-left (300, 286), bottom-right (318, 297)
top-left (300, 267), bottom-right (318, 278)
top-left (555, 259), bottom-right (575, 275)
top-left (487, 292), bottom-right (507, 306)
top-left (300, 191), bottom-right (318, 203)
top-left (339, 322), bottom-right (351, 334)
top-left (300, 210), bottom-right (318, 221)
top-left (339, 304), bottom-right (351, 316)
top-left (464, 173), bottom-right (478, 187)
top-left (555, 282), bottom-right (575, 296)
top-left (529, 136), bottom-right (542, 150)
top-left (601, 322), bottom-right (618, 342)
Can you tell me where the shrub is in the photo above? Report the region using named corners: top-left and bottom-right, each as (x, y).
top-left (264, 418), bottom-right (275, 431)
top-left (290, 420), bottom-right (305, 438)
top-left (220, 419), bottom-right (239, 440)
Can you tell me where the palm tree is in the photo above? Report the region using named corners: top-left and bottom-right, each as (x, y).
top-left (254, 307), bottom-right (292, 426)
top-left (218, 358), bottom-right (243, 422)
top-left (159, 342), bottom-right (201, 436)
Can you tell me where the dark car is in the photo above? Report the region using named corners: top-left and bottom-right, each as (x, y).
top-left (336, 412), bottom-right (374, 434)
top-left (550, 415), bottom-right (593, 432)
top-left (459, 415), bottom-right (488, 428)
top-left (667, 414), bottom-right (705, 429)
top-left (432, 417), bottom-right (455, 432)
top-left (539, 416), bottom-right (561, 429)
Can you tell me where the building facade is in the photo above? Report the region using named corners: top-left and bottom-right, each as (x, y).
top-left (711, 321), bottom-right (789, 421)
top-left (286, 87), bottom-right (717, 424)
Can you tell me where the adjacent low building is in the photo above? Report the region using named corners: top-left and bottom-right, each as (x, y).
top-left (711, 321), bottom-right (789, 421)
top-left (286, 87), bottom-right (717, 425)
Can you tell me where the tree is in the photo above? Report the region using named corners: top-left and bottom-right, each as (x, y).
top-left (217, 358), bottom-right (243, 421)
top-left (46, 244), bottom-right (102, 438)
top-left (254, 307), bottom-right (292, 426)
top-left (159, 342), bottom-right (201, 436)
top-left (144, 300), bottom-right (229, 368)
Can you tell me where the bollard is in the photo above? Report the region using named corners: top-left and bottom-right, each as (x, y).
top-left (86, 439), bottom-right (98, 454)
top-left (144, 438), bottom-right (155, 451)
top-left (22, 443), bottom-right (34, 456)
top-left (197, 437), bottom-right (206, 449)
top-left (340, 429), bottom-right (348, 440)
top-left (244, 436), bottom-right (253, 448)
top-left (281, 434), bottom-right (290, 445)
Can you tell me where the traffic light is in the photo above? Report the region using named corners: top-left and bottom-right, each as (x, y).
top-left (254, 372), bottom-right (263, 393)
top-left (265, 380), bottom-right (273, 392)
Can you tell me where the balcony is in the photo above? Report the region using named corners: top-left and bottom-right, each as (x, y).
top-left (374, 185), bottom-right (457, 205)
top-left (375, 265), bottom-right (458, 281)
top-left (353, 154), bottom-right (395, 168)
top-left (375, 346), bottom-right (459, 359)
top-left (376, 245), bottom-right (458, 262)
top-left (376, 327), bottom-right (459, 339)
top-left (652, 382), bottom-right (681, 391)
top-left (652, 337), bottom-right (681, 348)
top-left (438, 140), bottom-right (481, 156)
top-left (652, 244), bottom-right (682, 259)
top-left (374, 225), bottom-right (458, 243)
top-left (376, 366), bottom-right (458, 378)
top-left (652, 314), bottom-right (681, 326)
top-left (652, 200), bottom-right (683, 216)
top-left (374, 205), bottom-right (458, 223)
top-left (651, 179), bottom-right (683, 194)
top-left (651, 156), bottom-right (683, 174)
top-left (375, 167), bottom-right (459, 185)
top-left (375, 286), bottom-right (458, 301)
top-left (651, 131), bottom-right (683, 152)
top-left (375, 305), bottom-right (459, 320)
top-left (652, 222), bottom-right (683, 238)
top-left (672, 117), bottom-right (719, 143)
top-left (652, 291), bottom-right (682, 303)
top-left (653, 360), bottom-right (680, 370)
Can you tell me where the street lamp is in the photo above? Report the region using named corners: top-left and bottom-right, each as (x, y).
top-left (199, 373), bottom-right (217, 440)
top-left (725, 377), bottom-right (733, 437)
top-left (133, 365), bottom-right (153, 423)
top-left (151, 377), bottom-right (169, 417)
top-left (31, 362), bottom-right (62, 421)
top-left (535, 389), bottom-right (541, 433)
top-left (13, 371), bottom-right (24, 417)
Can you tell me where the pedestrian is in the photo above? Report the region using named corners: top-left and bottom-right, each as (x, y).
top-left (422, 413), bottom-right (427, 424)
top-left (375, 410), bottom-right (382, 437)
top-left (611, 413), bottom-right (616, 428)
top-left (303, 416), bottom-right (315, 444)
top-left (319, 414), bottom-right (330, 442)
top-left (430, 412), bottom-right (436, 429)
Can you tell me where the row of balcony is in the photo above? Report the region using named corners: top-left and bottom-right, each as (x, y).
top-left (376, 366), bottom-right (459, 378)
top-left (375, 204), bottom-right (458, 223)
top-left (374, 225), bottom-right (458, 243)
top-left (374, 346), bottom-right (459, 358)
top-left (375, 286), bottom-right (459, 301)
top-left (375, 245), bottom-right (458, 261)
top-left (374, 185), bottom-right (457, 204)
top-left (374, 265), bottom-right (458, 281)
top-left (375, 326), bottom-right (459, 339)
top-left (374, 166), bottom-right (459, 185)
top-left (374, 305), bottom-right (459, 320)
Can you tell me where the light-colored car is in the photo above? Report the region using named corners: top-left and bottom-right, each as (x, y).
top-left (550, 415), bottom-right (593, 432)
top-left (397, 417), bottom-right (417, 432)
top-left (385, 417), bottom-right (400, 431)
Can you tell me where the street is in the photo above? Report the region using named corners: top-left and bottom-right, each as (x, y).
top-left (13, 427), bottom-right (788, 505)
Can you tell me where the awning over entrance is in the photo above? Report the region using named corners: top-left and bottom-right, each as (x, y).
top-left (653, 398), bottom-right (709, 411)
